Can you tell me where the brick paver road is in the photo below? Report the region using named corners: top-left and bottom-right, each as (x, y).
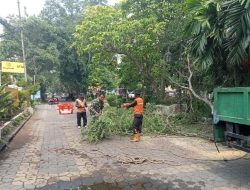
top-left (0, 104), bottom-right (250, 190)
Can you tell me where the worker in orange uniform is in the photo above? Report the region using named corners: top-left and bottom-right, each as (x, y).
top-left (75, 95), bottom-right (88, 129)
top-left (123, 91), bottom-right (144, 142)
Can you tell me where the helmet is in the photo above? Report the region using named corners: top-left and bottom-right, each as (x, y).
top-left (134, 90), bottom-right (141, 96)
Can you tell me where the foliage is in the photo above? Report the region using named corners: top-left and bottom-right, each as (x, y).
top-left (143, 94), bottom-right (159, 104)
top-left (74, 1), bottom-right (187, 101)
top-left (0, 16), bottom-right (61, 82)
top-left (221, 0), bottom-right (250, 66)
top-left (185, 0), bottom-right (250, 87)
top-left (85, 116), bottom-right (113, 143)
top-left (142, 103), bottom-right (169, 134)
top-left (87, 63), bottom-right (116, 90)
top-left (41, 0), bottom-right (91, 93)
top-left (119, 0), bottom-right (187, 100)
top-left (83, 0), bottom-right (108, 6)
top-left (2, 0), bottom-right (247, 126)
top-left (18, 90), bottom-right (31, 108)
top-left (84, 104), bottom-right (170, 143)
top-left (191, 99), bottom-right (212, 119)
top-left (106, 95), bottom-right (125, 107)
top-left (0, 82), bottom-right (37, 120)
top-left (73, 5), bottom-right (121, 89)
top-left (0, 139), bottom-right (7, 146)
top-left (41, 0), bottom-right (85, 30)
top-left (118, 61), bottom-right (141, 90)
top-left (0, 85), bottom-right (12, 119)
top-left (0, 0), bottom-right (96, 97)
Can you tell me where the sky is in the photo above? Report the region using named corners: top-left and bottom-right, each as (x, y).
top-left (0, 0), bottom-right (121, 18)
top-left (0, 0), bottom-right (120, 33)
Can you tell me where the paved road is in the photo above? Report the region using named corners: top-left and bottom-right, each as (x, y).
top-left (0, 104), bottom-right (250, 190)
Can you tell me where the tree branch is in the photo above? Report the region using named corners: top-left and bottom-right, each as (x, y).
top-left (186, 54), bottom-right (214, 114)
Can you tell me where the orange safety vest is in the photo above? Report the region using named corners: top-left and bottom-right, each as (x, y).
top-left (76, 99), bottom-right (86, 112)
top-left (133, 97), bottom-right (144, 115)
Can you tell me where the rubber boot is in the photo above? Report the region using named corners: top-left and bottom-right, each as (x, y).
top-left (131, 133), bottom-right (139, 142)
top-left (138, 133), bottom-right (141, 141)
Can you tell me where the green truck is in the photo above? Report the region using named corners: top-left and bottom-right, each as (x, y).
top-left (213, 87), bottom-right (250, 152)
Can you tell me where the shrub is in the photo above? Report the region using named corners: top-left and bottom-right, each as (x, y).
top-left (84, 105), bottom-right (171, 142)
top-left (104, 107), bottom-right (132, 135)
top-left (106, 95), bottom-right (125, 107)
top-left (18, 90), bottom-right (31, 108)
top-left (144, 95), bottom-right (159, 104)
top-left (83, 98), bottom-right (213, 143)
top-left (0, 85), bottom-right (13, 120)
top-left (192, 100), bottom-right (211, 118)
top-left (85, 116), bottom-right (113, 143)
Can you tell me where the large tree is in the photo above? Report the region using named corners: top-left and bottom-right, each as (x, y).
top-left (185, 0), bottom-right (250, 87)
top-left (74, 0), bottom-right (187, 101)
top-left (0, 16), bottom-right (60, 88)
top-left (41, 0), bottom-right (90, 93)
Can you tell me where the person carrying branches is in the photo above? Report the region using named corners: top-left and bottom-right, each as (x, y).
top-left (123, 90), bottom-right (144, 142)
top-left (89, 93), bottom-right (105, 121)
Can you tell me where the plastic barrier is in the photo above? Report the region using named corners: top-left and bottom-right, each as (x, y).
top-left (58, 103), bottom-right (74, 114)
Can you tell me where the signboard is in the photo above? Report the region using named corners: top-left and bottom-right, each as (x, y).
top-left (1, 61), bottom-right (24, 73)
top-left (34, 91), bottom-right (41, 100)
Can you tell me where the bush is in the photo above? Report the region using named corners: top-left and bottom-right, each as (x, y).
top-left (144, 95), bottom-right (159, 104)
top-left (0, 85), bottom-right (14, 120)
top-left (169, 113), bottom-right (195, 125)
top-left (181, 100), bottom-right (211, 122)
top-left (106, 95), bottom-right (126, 107)
top-left (85, 116), bottom-right (113, 143)
top-left (18, 90), bottom-right (31, 108)
top-left (84, 105), bottom-right (171, 143)
top-left (104, 107), bottom-right (132, 135)
top-left (87, 96), bottom-right (93, 102)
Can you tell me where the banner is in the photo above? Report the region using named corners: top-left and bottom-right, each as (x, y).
top-left (1, 61), bottom-right (25, 73)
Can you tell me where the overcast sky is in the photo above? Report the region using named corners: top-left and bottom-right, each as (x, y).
top-left (0, 0), bottom-right (120, 18)
top-left (0, 0), bottom-right (120, 34)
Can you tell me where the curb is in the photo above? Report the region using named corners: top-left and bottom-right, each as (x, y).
top-left (0, 107), bottom-right (34, 152)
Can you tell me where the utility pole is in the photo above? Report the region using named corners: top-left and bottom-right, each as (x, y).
top-left (17, 0), bottom-right (27, 82)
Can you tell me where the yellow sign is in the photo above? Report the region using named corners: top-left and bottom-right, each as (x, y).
top-left (1, 61), bottom-right (25, 73)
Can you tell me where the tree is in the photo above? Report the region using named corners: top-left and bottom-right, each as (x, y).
top-left (73, 6), bottom-right (123, 89)
top-left (0, 16), bottom-right (61, 90)
top-left (221, 0), bottom-right (250, 66)
top-left (83, 0), bottom-right (108, 6)
top-left (74, 0), bottom-right (187, 102)
top-left (41, 0), bottom-right (85, 31)
top-left (0, 17), bottom-right (18, 38)
top-left (41, 0), bottom-right (91, 93)
top-left (185, 0), bottom-right (250, 87)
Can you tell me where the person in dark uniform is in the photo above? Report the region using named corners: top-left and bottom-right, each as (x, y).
top-left (89, 93), bottom-right (105, 121)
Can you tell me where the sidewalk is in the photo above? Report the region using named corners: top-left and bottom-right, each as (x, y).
top-left (0, 104), bottom-right (249, 190)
